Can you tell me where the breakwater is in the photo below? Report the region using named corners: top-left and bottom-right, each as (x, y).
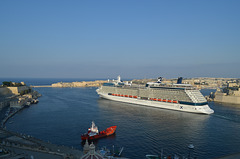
top-left (30, 85), bottom-right (52, 88)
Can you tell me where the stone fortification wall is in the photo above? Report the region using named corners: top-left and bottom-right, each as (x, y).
top-left (0, 87), bottom-right (12, 95)
top-left (231, 89), bottom-right (240, 96)
top-left (0, 86), bottom-right (29, 95)
top-left (0, 86), bottom-right (30, 110)
top-left (73, 80), bottom-right (107, 87)
top-left (52, 80), bottom-right (107, 87)
top-left (7, 87), bottom-right (19, 94)
top-left (51, 82), bottom-right (71, 87)
top-left (8, 86), bottom-right (30, 95)
top-left (214, 93), bottom-right (240, 104)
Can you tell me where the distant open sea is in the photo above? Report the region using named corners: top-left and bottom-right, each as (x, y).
top-left (1, 78), bottom-right (240, 159)
top-left (0, 78), bottom-right (106, 86)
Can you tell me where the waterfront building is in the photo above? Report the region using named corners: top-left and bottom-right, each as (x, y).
top-left (0, 100), bottom-right (9, 110)
top-left (81, 142), bottom-right (103, 159)
top-left (214, 81), bottom-right (240, 104)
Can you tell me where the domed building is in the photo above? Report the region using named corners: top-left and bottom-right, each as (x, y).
top-left (81, 141), bottom-right (103, 159)
top-left (83, 139), bottom-right (90, 154)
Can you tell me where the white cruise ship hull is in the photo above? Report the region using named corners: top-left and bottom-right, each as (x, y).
top-left (97, 92), bottom-right (214, 115)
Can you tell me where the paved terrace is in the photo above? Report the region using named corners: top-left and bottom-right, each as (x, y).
top-left (0, 128), bottom-right (83, 159)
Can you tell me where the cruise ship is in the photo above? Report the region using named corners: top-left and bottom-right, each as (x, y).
top-left (96, 76), bottom-right (214, 114)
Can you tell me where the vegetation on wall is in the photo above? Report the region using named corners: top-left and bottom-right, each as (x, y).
top-left (2, 81), bottom-right (25, 87)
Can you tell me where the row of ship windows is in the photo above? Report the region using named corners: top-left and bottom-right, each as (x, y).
top-left (108, 93), bottom-right (178, 103)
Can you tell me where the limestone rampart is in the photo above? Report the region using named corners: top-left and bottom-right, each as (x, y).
top-left (0, 87), bottom-right (12, 95)
top-left (7, 86), bottom-right (30, 95)
top-left (214, 94), bottom-right (240, 104)
top-left (51, 80), bottom-right (108, 87)
top-left (0, 86), bottom-right (30, 95)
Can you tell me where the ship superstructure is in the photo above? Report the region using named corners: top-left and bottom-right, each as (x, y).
top-left (96, 76), bottom-right (214, 114)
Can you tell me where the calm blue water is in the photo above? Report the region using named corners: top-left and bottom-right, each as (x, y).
top-left (2, 79), bottom-right (240, 159)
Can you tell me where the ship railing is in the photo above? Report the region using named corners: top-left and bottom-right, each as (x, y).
top-left (120, 84), bottom-right (198, 90)
top-left (122, 85), bottom-right (146, 89)
top-left (151, 83), bottom-right (198, 90)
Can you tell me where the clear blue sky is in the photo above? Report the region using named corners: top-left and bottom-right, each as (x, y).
top-left (1, 0), bottom-right (239, 79)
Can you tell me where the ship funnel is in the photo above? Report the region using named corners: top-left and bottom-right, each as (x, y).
top-left (117, 75), bottom-right (121, 83)
top-left (177, 77), bottom-right (183, 84)
top-left (157, 77), bottom-right (162, 83)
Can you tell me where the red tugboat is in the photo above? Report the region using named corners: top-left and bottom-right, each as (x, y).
top-left (81, 121), bottom-right (117, 141)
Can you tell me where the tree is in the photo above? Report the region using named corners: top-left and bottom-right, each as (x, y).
top-left (2, 81), bottom-right (13, 87)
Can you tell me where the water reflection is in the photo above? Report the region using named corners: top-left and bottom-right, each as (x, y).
top-left (97, 98), bottom-right (210, 121)
top-left (210, 101), bottom-right (240, 123)
top-left (81, 133), bottom-right (116, 147)
top-left (97, 98), bottom-right (211, 157)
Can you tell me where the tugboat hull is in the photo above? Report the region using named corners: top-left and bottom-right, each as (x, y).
top-left (81, 126), bottom-right (117, 141)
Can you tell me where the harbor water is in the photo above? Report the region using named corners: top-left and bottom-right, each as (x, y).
top-left (2, 79), bottom-right (240, 159)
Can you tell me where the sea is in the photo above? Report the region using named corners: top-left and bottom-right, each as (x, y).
top-left (1, 78), bottom-right (240, 159)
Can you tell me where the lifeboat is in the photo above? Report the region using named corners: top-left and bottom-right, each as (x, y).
top-left (153, 98), bottom-right (157, 101)
top-left (112, 94), bottom-right (115, 96)
top-left (118, 94), bottom-right (121, 96)
top-left (81, 121), bottom-right (117, 141)
top-left (133, 96), bottom-right (138, 98)
top-left (167, 100), bottom-right (172, 103)
top-left (158, 99), bottom-right (162, 101)
top-left (120, 94), bottom-right (124, 97)
top-left (149, 98), bottom-right (153, 100)
top-left (162, 99), bottom-right (167, 102)
top-left (173, 100), bottom-right (178, 103)
top-left (129, 95), bottom-right (133, 98)
top-left (114, 94), bottom-right (118, 96)
top-left (125, 95), bottom-right (129, 97)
